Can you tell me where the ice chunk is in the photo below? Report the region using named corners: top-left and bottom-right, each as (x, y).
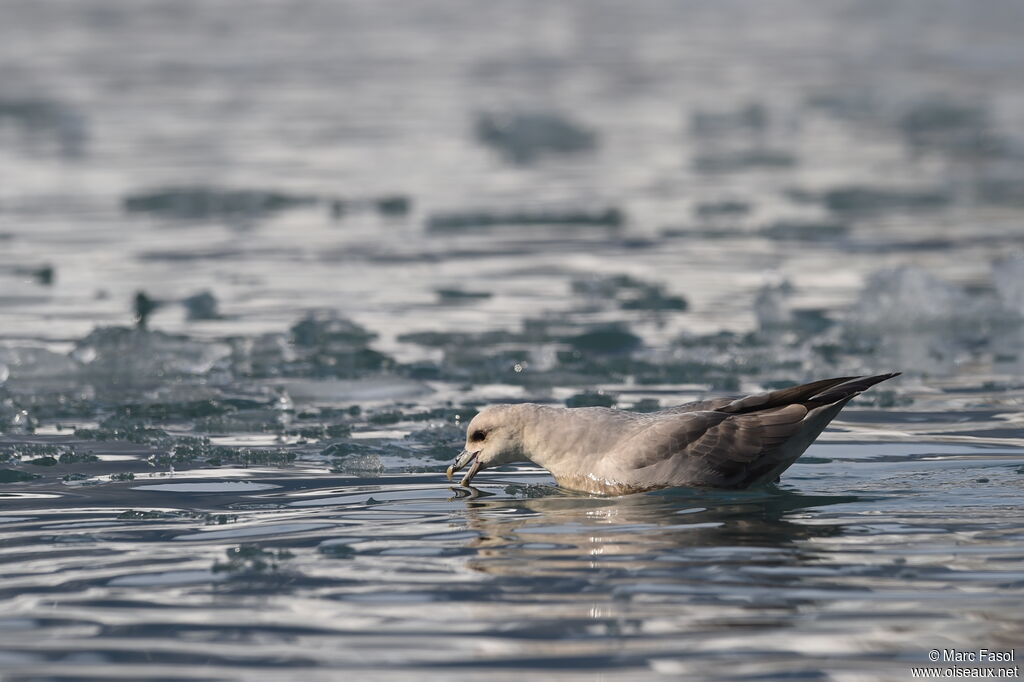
top-left (690, 103), bottom-right (769, 136)
top-left (476, 111), bottom-right (596, 163)
top-left (428, 207), bottom-right (623, 231)
top-left (0, 97), bottom-right (87, 156)
top-left (754, 284), bottom-right (833, 336)
top-left (183, 291), bottom-right (220, 320)
top-left (8, 264), bottom-right (55, 285)
top-left (0, 347), bottom-right (79, 382)
top-left (823, 186), bottom-right (951, 213)
top-left (435, 289), bottom-right (492, 303)
top-left (977, 178), bottom-right (1024, 207)
top-left (231, 312), bottom-right (394, 380)
top-left (754, 285), bottom-right (791, 330)
top-left (759, 220), bottom-right (847, 241)
top-left (694, 200), bottom-right (751, 218)
top-left (290, 311), bottom-right (376, 348)
top-left (571, 274), bottom-right (687, 312)
top-left (72, 327), bottom-right (231, 382)
top-left (565, 327), bottom-right (641, 354)
top-left (846, 267), bottom-right (973, 328)
top-left (329, 194), bottom-right (412, 220)
top-left (329, 454), bottom-right (385, 475)
top-left (0, 402), bottom-right (35, 435)
top-left (374, 195), bottom-right (411, 216)
top-left (273, 378), bottom-right (433, 403)
top-left (898, 99), bottom-right (998, 156)
top-left (804, 90), bottom-right (877, 121)
top-left (229, 333), bottom-right (294, 378)
top-left (402, 422), bottom-right (467, 461)
top-left (993, 253), bottom-right (1024, 316)
top-left (692, 150), bottom-right (796, 173)
top-left (565, 391), bottom-right (616, 408)
top-left (900, 100), bottom-right (986, 137)
top-left (123, 187), bottom-right (317, 221)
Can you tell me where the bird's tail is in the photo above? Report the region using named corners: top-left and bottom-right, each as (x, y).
top-left (736, 373), bottom-right (900, 486)
top-left (717, 372), bottom-right (900, 415)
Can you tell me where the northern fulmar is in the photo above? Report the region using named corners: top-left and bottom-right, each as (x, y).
top-left (446, 373), bottom-right (898, 495)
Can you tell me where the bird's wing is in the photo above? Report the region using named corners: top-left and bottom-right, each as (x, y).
top-left (659, 397), bottom-right (737, 414)
top-left (661, 376), bottom-right (862, 415)
top-left (610, 374), bottom-right (899, 489)
top-left (617, 404), bottom-right (810, 488)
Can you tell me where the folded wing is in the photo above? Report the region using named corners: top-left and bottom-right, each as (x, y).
top-left (620, 373), bottom-right (898, 488)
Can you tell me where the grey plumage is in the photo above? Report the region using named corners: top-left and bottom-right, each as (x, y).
top-left (447, 373), bottom-right (899, 495)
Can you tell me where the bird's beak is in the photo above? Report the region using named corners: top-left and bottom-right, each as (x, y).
top-left (446, 449), bottom-right (483, 487)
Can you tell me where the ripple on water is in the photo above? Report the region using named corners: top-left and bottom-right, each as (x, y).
top-left (132, 482), bottom-right (281, 493)
top-left (2, 0), bottom-right (1024, 679)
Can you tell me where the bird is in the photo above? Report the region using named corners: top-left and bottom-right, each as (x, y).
top-left (446, 373), bottom-right (899, 495)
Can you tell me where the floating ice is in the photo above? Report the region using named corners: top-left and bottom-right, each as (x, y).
top-left (899, 99), bottom-right (997, 157)
top-left (329, 453), bottom-right (385, 475)
top-left (692, 149), bottom-right (796, 173)
top-left (759, 220), bottom-right (847, 241)
top-left (183, 291), bottom-right (220, 320)
top-left (72, 327), bottom-right (231, 383)
top-left (565, 326), bottom-right (642, 354)
top-left (475, 111), bottom-right (596, 163)
top-left (0, 97), bottom-right (87, 156)
top-left (823, 186), bottom-right (951, 213)
top-left (329, 195), bottom-right (412, 219)
top-left (571, 274), bottom-right (687, 312)
top-left (0, 347), bottom-right (78, 383)
top-left (804, 90), bottom-right (877, 121)
top-left (846, 267), bottom-right (974, 328)
top-left (690, 103), bottom-right (768, 136)
top-left (229, 312), bottom-right (395, 381)
top-left (0, 468), bottom-right (40, 483)
top-left (565, 391), bottom-right (616, 408)
top-left (123, 187), bottom-right (318, 221)
top-left (373, 195), bottom-right (411, 216)
top-left (694, 200), bottom-right (751, 218)
top-left (993, 253), bottom-right (1024, 316)
top-left (290, 311), bottom-right (376, 348)
top-left (754, 284), bottom-right (833, 337)
top-left (754, 284), bottom-right (792, 330)
top-left (428, 207), bottom-right (623, 231)
top-left (977, 177), bottom-right (1024, 207)
top-left (274, 377), bottom-right (432, 403)
top-left (136, 482), bottom-right (281, 493)
top-left (435, 289), bottom-right (491, 303)
top-left (4, 264), bottom-right (55, 285)
top-left (900, 100), bottom-right (986, 136)
top-left (403, 422), bottom-right (469, 461)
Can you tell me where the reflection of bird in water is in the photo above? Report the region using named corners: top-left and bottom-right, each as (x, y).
top-left (447, 374), bottom-right (898, 494)
top-left (442, 489), bottom-right (856, 669)
top-left (456, 488), bottom-right (853, 578)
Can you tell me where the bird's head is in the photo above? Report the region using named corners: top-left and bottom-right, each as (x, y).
top-left (446, 405), bottom-right (528, 487)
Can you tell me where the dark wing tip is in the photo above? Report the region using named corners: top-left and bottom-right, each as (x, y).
top-left (717, 372), bottom-right (901, 415)
top-left (807, 372), bottom-right (901, 405)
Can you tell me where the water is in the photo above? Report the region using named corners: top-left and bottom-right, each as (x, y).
top-left (2, 1), bottom-right (1024, 679)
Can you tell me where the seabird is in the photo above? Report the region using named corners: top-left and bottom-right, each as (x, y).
top-left (446, 373), bottom-right (899, 495)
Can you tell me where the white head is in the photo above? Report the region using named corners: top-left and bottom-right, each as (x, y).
top-left (446, 404), bottom-right (531, 486)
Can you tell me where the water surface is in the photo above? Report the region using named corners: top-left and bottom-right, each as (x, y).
top-left (2, 1), bottom-right (1024, 679)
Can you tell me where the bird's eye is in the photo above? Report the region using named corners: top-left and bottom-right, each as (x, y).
top-left (469, 429), bottom-right (487, 442)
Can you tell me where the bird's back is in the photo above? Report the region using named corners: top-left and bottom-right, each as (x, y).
top-left (582, 373), bottom-right (899, 493)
